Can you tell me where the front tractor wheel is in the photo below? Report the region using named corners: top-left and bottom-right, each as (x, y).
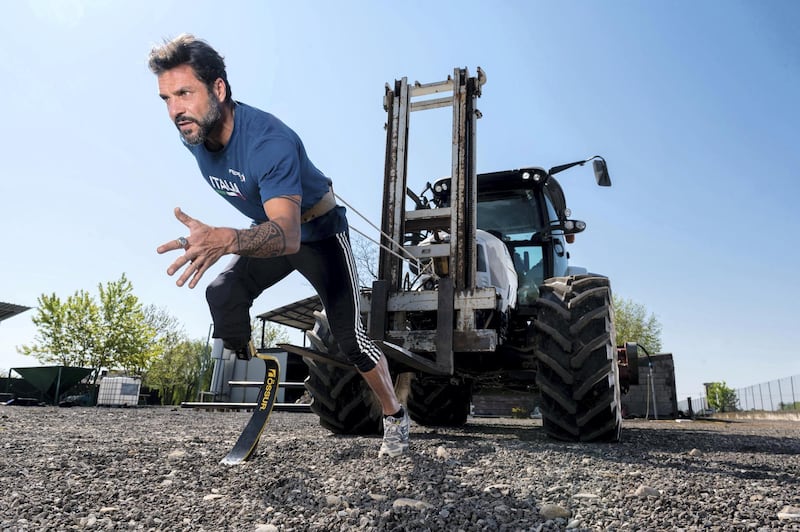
top-left (533, 275), bottom-right (622, 442)
top-left (304, 360), bottom-right (382, 435)
top-left (303, 311), bottom-right (382, 435)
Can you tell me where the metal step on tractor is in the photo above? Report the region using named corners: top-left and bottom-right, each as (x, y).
top-left (258, 67), bottom-right (638, 442)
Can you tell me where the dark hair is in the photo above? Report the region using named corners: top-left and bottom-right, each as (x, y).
top-left (148, 34), bottom-right (233, 103)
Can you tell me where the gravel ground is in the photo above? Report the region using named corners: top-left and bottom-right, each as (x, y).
top-left (1, 406), bottom-right (799, 531)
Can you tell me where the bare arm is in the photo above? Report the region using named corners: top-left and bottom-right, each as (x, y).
top-left (156, 195), bottom-right (301, 289)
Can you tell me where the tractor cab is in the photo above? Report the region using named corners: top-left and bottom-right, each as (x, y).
top-left (424, 160), bottom-right (607, 310)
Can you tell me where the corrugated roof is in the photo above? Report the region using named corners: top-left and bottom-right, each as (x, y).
top-left (255, 295), bottom-right (322, 331)
top-left (0, 302), bottom-right (31, 322)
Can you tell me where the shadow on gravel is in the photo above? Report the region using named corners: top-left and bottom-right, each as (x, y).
top-left (414, 420), bottom-right (550, 443)
top-left (692, 458), bottom-right (799, 484)
top-left (618, 426), bottom-right (800, 455)
top-left (412, 428), bottom-right (547, 444)
top-left (402, 419), bottom-right (800, 487)
top-left (598, 426), bottom-right (800, 486)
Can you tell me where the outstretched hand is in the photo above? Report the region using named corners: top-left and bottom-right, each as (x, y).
top-left (157, 207), bottom-right (236, 289)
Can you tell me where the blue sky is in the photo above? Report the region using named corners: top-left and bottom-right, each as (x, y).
top-left (1, 0), bottom-right (798, 401)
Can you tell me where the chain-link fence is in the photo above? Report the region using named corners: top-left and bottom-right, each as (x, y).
top-left (678, 375), bottom-right (800, 415)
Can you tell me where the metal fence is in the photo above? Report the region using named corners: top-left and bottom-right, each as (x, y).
top-left (677, 375), bottom-right (800, 415)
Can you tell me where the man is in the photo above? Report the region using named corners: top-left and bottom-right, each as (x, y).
top-left (148, 34), bottom-right (409, 458)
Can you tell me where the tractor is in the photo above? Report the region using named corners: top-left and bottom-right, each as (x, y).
top-left (258, 67), bottom-right (637, 442)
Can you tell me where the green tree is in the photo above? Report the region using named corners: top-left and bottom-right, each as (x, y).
top-left (139, 306), bottom-right (211, 404)
top-left (97, 274), bottom-right (156, 375)
top-left (138, 304), bottom-right (186, 377)
top-left (63, 290), bottom-right (101, 369)
top-left (146, 338), bottom-right (212, 404)
top-left (706, 381), bottom-right (738, 412)
top-left (20, 292), bottom-right (82, 367)
top-left (142, 317), bottom-right (289, 405)
top-left (251, 318), bottom-right (291, 348)
top-left (19, 274), bottom-right (156, 383)
top-left (613, 294), bottom-right (663, 353)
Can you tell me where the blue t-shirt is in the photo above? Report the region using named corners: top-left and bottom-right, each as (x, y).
top-left (185, 102), bottom-right (347, 242)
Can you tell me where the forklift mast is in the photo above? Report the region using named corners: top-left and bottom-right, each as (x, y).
top-left (369, 68), bottom-right (491, 374)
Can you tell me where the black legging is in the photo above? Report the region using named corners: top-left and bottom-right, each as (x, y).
top-left (205, 231), bottom-right (382, 372)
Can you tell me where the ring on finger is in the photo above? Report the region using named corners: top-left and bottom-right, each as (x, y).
top-left (177, 236), bottom-right (189, 249)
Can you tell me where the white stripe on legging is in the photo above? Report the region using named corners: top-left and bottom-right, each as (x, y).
top-left (336, 232), bottom-right (382, 366)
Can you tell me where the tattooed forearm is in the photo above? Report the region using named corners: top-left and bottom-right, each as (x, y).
top-left (235, 221), bottom-right (286, 257)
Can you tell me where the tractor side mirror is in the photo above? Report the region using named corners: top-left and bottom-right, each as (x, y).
top-left (593, 159), bottom-right (612, 187)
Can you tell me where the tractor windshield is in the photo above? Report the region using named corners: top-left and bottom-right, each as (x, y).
top-left (476, 189), bottom-right (544, 241)
top-left (476, 187), bottom-right (548, 304)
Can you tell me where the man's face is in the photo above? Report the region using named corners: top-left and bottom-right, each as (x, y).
top-left (157, 64), bottom-right (222, 145)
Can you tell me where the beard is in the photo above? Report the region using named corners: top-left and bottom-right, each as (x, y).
top-left (176, 96), bottom-right (223, 145)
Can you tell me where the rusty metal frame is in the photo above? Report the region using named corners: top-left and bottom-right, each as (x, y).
top-left (373, 68), bottom-right (485, 375)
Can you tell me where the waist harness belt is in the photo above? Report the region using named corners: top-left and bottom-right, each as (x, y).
top-left (301, 187), bottom-right (336, 224)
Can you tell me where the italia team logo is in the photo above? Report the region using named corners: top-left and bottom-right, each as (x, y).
top-left (208, 175), bottom-right (245, 200)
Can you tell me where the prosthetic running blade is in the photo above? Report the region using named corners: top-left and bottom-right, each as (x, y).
top-left (220, 354), bottom-right (281, 465)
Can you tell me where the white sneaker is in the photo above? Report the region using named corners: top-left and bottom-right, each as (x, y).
top-left (379, 407), bottom-right (410, 458)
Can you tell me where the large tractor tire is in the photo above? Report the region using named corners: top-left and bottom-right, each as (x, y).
top-left (407, 376), bottom-right (472, 427)
top-left (533, 275), bottom-right (622, 442)
top-left (303, 312), bottom-right (382, 435)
